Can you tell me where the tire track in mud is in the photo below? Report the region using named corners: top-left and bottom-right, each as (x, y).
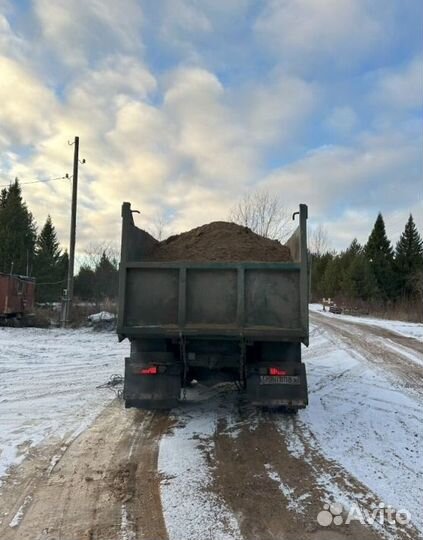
top-left (209, 403), bottom-right (418, 540)
top-left (0, 400), bottom-right (171, 540)
top-left (311, 314), bottom-right (423, 394)
top-left (122, 409), bottom-right (171, 540)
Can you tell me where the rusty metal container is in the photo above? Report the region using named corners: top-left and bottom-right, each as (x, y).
top-left (0, 273), bottom-right (36, 317)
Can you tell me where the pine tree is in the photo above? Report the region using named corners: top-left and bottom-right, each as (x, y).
top-left (33, 216), bottom-right (65, 302)
top-left (311, 252), bottom-right (334, 300)
top-left (343, 254), bottom-right (379, 301)
top-left (394, 214), bottom-right (423, 298)
top-left (365, 213), bottom-right (394, 300)
top-left (321, 256), bottom-right (342, 298)
top-left (0, 188), bottom-right (7, 208)
top-left (0, 179), bottom-right (37, 275)
top-left (338, 238), bottom-right (362, 285)
top-left (74, 265), bottom-right (96, 300)
top-left (94, 251), bottom-right (118, 299)
top-left (344, 238), bottom-right (362, 259)
top-left (36, 216), bottom-right (60, 262)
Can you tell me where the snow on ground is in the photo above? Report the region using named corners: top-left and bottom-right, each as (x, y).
top-left (264, 464), bottom-right (310, 514)
top-left (159, 387), bottom-right (243, 540)
top-left (1, 317), bottom-right (421, 537)
top-left (310, 303), bottom-right (423, 341)
top-left (380, 338), bottom-right (423, 368)
top-left (0, 327), bottom-right (128, 482)
top-left (87, 311), bottom-right (116, 322)
top-left (288, 323), bottom-right (422, 532)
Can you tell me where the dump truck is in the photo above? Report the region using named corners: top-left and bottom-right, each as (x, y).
top-left (117, 202), bottom-right (309, 410)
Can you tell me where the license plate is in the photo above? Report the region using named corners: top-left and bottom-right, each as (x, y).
top-left (260, 375), bottom-right (300, 385)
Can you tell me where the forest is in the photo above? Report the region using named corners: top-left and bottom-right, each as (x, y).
top-left (1, 179), bottom-right (422, 320)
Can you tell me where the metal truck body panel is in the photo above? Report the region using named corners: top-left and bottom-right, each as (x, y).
top-left (118, 204), bottom-right (309, 344)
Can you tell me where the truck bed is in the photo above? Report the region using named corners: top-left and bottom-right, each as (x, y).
top-left (117, 204), bottom-right (309, 345)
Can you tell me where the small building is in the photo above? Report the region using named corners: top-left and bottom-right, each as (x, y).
top-left (0, 273), bottom-right (36, 317)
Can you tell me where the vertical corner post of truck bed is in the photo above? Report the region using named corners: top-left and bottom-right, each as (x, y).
top-left (299, 204), bottom-right (309, 346)
top-left (118, 202), bottom-right (133, 336)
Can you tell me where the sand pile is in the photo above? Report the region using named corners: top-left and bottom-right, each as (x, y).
top-left (146, 221), bottom-right (291, 262)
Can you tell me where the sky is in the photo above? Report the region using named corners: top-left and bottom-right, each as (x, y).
top-left (0, 0), bottom-right (422, 257)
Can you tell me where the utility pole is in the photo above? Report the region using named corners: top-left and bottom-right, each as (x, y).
top-left (64, 136), bottom-right (80, 326)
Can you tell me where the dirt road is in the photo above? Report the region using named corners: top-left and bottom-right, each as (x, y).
top-left (0, 317), bottom-right (421, 540)
top-left (0, 402), bottom-right (390, 540)
top-left (310, 311), bottom-right (423, 394)
top-left (0, 401), bottom-right (172, 540)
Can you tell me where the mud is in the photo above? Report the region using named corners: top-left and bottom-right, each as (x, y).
top-left (211, 410), bottom-right (387, 540)
top-left (0, 401), bottom-right (170, 540)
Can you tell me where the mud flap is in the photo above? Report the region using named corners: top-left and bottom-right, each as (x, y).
top-left (124, 357), bottom-right (181, 409)
top-left (246, 362), bottom-right (308, 409)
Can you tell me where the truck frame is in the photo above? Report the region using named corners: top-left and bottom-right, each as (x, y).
top-left (117, 202), bottom-right (309, 410)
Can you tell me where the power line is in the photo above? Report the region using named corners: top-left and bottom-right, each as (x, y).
top-left (36, 278), bottom-right (67, 286)
top-left (0, 175), bottom-right (71, 189)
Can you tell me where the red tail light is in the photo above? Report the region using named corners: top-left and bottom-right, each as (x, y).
top-left (268, 367), bottom-right (288, 376)
top-left (139, 366), bottom-right (158, 375)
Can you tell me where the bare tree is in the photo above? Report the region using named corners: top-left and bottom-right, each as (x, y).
top-left (229, 190), bottom-right (292, 242)
top-left (148, 214), bottom-right (170, 242)
top-left (77, 241), bottom-right (119, 270)
top-left (309, 224), bottom-right (330, 256)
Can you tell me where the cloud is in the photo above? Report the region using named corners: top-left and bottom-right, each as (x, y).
top-left (240, 74), bottom-right (318, 146)
top-left (371, 57), bottom-right (423, 110)
top-left (2, 50), bottom-right (420, 254)
top-left (0, 62), bottom-right (255, 248)
top-left (163, 67), bottom-right (258, 186)
top-left (34, 0), bottom-right (143, 66)
top-left (148, 0), bottom-right (251, 60)
top-left (325, 106), bottom-right (358, 135)
top-left (0, 10), bottom-right (27, 59)
top-left (0, 0), bottom-right (421, 258)
top-left (160, 0), bottom-right (212, 42)
top-left (254, 0), bottom-right (397, 74)
top-left (261, 127), bottom-right (422, 222)
top-left (73, 55), bottom-right (156, 101)
top-left (0, 56), bottom-right (57, 147)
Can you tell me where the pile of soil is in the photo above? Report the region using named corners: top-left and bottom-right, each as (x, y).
top-left (146, 221), bottom-right (291, 262)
